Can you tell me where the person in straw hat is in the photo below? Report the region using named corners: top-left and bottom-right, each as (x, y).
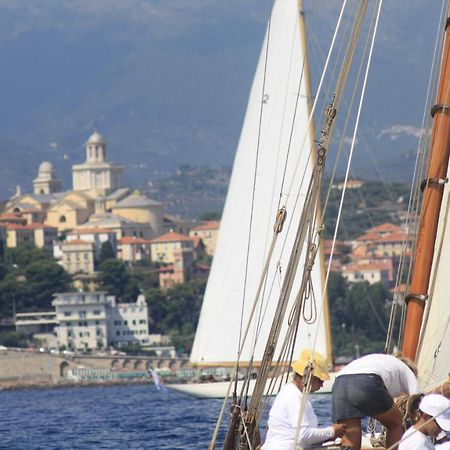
top-left (262, 349), bottom-right (345, 450)
top-left (398, 393), bottom-right (450, 449)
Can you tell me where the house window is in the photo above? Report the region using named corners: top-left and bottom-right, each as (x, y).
top-left (116, 331), bottom-right (120, 336)
top-left (60, 215), bottom-right (67, 223)
top-left (64, 311), bottom-right (71, 317)
top-left (93, 310), bottom-right (101, 315)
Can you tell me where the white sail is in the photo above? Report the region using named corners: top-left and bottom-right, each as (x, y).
top-left (417, 163), bottom-right (450, 389)
top-left (190, 0), bottom-right (330, 367)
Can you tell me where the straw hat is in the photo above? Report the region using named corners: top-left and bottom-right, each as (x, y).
top-left (291, 349), bottom-right (330, 381)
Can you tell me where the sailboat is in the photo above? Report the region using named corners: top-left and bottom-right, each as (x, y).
top-left (170, 0), bottom-right (332, 399)
top-left (173, 0), bottom-right (450, 448)
top-left (203, 0), bottom-right (450, 447)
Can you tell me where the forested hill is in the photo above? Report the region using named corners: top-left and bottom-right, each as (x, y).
top-left (323, 180), bottom-right (411, 240)
top-left (148, 166), bottom-right (412, 240)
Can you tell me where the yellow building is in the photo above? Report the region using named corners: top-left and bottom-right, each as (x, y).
top-left (189, 221), bottom-right (220, 256)
top-left (4, 130), bottom-right (164, 241)
top-left (45, 195), bottom-right (93, 232)
top-left (6, 223), bottom-right (57, 249)
top-left (61, 240), bottom-right (95, 274)
top-left (150, 231), bottom-right (194, 263)
top-left (112, 191), bottom-right (164, 236)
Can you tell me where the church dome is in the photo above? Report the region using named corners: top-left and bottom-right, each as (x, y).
top-left (87, 131), bottom-right (106, 144)
top-left (39, 161), bottom-right (54, 174)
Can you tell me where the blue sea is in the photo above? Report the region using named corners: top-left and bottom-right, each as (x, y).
top-left (0, 385), bottom-right (332, 449)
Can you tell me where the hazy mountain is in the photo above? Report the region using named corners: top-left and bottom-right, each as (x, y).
top-left (0, 0), bottom-right (441, 199)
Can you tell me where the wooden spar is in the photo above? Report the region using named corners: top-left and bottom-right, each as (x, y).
top-left (402, 4), bottom-right (450, 360)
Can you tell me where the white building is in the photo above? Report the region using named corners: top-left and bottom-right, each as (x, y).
top-left (72, 131), bottom-right (124, 196)
top-left (53, 291), bottom-right (111, 351)
top-left (108, 295), bottom-right (150, 347)
top-left (53, 291), bottom-right (150, 351)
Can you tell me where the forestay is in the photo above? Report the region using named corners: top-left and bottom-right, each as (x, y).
top-left (190, 0), bottom-right (330, 367)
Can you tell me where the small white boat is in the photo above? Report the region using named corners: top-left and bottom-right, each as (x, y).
top-left (168, 373), bottom-right (336, 399)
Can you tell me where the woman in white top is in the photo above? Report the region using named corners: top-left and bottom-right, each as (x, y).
top-left (262, 349), bottom-right (345, 450)
top-left (398, 394), bottom-right (450, 449)
top-left (331, 353), bottom-right (420, 450)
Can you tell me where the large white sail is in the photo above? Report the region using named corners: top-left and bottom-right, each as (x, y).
top-left (417, 164), bottom-right (450, 389)
top-left (190, 0), bottom-right (330, 367)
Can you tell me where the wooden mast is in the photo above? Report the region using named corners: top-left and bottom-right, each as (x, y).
top-left (402, 3), bottom-right (450, 360)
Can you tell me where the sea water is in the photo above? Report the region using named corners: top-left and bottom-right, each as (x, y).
top-left (0, 385), bottom-right (332, 449)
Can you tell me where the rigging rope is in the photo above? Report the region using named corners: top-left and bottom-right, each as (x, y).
top-left (385, 0), bottom-right (448, 354)
top-left (311, 0), bottom-right (383, 357)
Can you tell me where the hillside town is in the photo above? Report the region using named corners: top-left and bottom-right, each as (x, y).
top-left (0, 131), bottom-right (220, 357)
top-left (0, 131), bottom-right (412, 385)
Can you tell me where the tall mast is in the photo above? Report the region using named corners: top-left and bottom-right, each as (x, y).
top-left (402, 3), bottom-right (450, 360)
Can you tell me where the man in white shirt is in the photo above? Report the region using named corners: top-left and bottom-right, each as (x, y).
top-left (331, 353), bottom-right (420, 450)
top-left (398, 394), bottom-right (450, 449)
top-left (262, 349), bottom-right (345, 450)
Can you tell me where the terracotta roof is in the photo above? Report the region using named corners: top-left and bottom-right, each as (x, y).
top-left (119, 237), bottom-right (150, 245)
top-left (355, 232), bottom-right (379, 242)
top-left (190, 221), bottom-right (220, 231)
top-left (343, 261), bottom-right (391, 272)
top-left (0, 213), bottom-right (26, 222)
top-left (367, 223), bottom-right (403, 234)
top-left (6, 223), bottom-right (57, 230)
top-left (323, 239), bottom-right (346, 248)
top-left (377, 232), bottom-right (411, 243)
top-left (62, 239), bottom-right (92, 246)
top-left (150, 231), bottom-right (193, 243)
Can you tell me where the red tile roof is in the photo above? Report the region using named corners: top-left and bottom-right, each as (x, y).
top-left (6, 223), bottom-right (57, 230)
top-left (190, 221), bottom-right (220, 231)
top-left (377, 232), bottom-right (411, 243)
top-left (343, 261), bottom-right (391, 272)
top-left (119, 237), bottom-right (150, 245)
top-left (150, 231), bottom-right (193, 243)
top-left (367, 223), bottom-right (403, 234)
top-left (355, 232), bottom-right (379, 242)
top-left (63, 239), bottom-right (92, 246)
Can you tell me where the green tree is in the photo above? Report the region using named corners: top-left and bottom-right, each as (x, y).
top-left (97, 259), bottom-right (129, 298)
top-left (4, 245), bottom-right (53, 267)
top-left (0, 331), bottom-right (27, 347)
top-left (0, 247), bottom-right (72, 318)
top-left (328, 273), bottom-right (391, 357)
top-left (98, 241), bottom-right (116, 265)
top-left (25, 260), bottom-right (71, 310)
top-left (147, 280), bottom-right (205, 353)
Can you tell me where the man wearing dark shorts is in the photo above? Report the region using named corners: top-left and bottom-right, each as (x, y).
top-left (331, 353), bottom-right (420, 450)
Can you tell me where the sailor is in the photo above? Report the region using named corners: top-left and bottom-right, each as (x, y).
top-left (262, 349), bottom-right (346, 450)
top-left (398, 394), bottom-right (450, 449)
top-left (331, 353), bottom-right (421, 450)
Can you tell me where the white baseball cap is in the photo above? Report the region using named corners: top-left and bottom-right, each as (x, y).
top-left (419, 394), bottom-right (450, 431)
